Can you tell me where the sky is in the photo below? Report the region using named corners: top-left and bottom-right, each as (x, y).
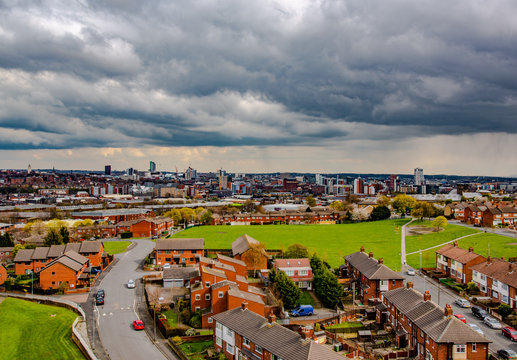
top-left (1, 0), bottom-right (517, 176)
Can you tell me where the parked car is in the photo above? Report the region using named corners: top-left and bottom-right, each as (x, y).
top-left (127, 279), bottom-right (135, 289)
top-left (484, 316), bottom-right (502, 329)
top-left (95, 294), bottom-right (104, 305)
top-left (468, 323), bottom-right (484, 336)
top-left (133, 320), bottom-right (145, 330)
top-left (97, 289), bottom-right (105, 298)
top-left (471, 306), bottom-right (489, 320)
top-left (502, 327), bottom-right (517, 341)
top-left (454, 298), bottom-right (470, 308)
top-left (497, 349), bottom-right (517, 360)
top-left (406, 268), bottom-right (416, 276)
top-left (290, 305), bottom-right (313, 317)
top-left (454, 314), bottom-right (467, 323)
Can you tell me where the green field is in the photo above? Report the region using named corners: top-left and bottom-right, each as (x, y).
top-left (174, 219), bottom-right (409, 270)
top-left (0, 297), bottom-right (84, 360)
top-left (103, 241), bottom-right (131, 255)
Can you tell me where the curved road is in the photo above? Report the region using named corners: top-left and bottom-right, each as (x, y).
top-left (95, 240), bottom-right (167, 360)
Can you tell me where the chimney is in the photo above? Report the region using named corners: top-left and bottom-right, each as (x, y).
top-left (444, 304), bottom-right (453, 317)
top-left (378, 258), bottom-right (384, 264)
top-left (407, 281), bottom-right (413, 289)
top-left (509, 263), bottom-right (514, 273)
top-left (267, 311), bottom-right (276, 325)
top-left (360, 245), bottom-right (365, 252)
top-left (453, 241), bottom-right (458, 247)
top-left (468, 247), bottom-right (474, 253)
top-left (369, 252), bottom-right (374, 258)
top-left (241, 301), bottom-right (248, 310)
top-left (424, 291), bottom-right (431, 301)
top-left (487, 256), bottom-right (491, 264)
top-left (501, 256), bottom-right (505, 261)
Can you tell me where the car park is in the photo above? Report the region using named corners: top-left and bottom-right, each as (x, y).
top-left (502, 327), bottom-right (517, 341)
top-left (497, 349), bottom-right (517, 360)
top-left (468, 323), bottom-right (484, 336)
top-left (454, 298), bottom-right (470, 308)
top-left (133, 320), bottom-right (145, 330)
top-left (454, 314), bottom-right (467, 323)
top-left (406, 268), bottom-right (415, 276)
top-left (127, 279), bottom-right (135, 289)
top-left (471, 306), bottom-right (489, 320)
top-left (483, 316), bottom-right (502, 329)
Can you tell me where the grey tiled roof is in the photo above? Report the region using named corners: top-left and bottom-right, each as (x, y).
top-left (471, 257), bottom-right (517, 288)
top-left (79, 240), bottom-right (102, 253)
top-left (156, 238), bottom-right (204, 250)
top-left (14, 249), bottom-right (35, 262)
top-left (65, 243), bottom-right (81, 253)
top-left (217, 253), bottom-right (247, 266)
top-left (31, 247), bottom-right (49, 260)
top-left (228, 286), bottom-right (264, 305)
top-left (344, 251), bottom-right (404, 280)
top-left (232, 234), bottom-right (259, 256)
top-left (212, 308), bottom-right (343, 360)
top-left (48, 244), bottom-right (66, 258)
top-left (41, 251), bottom-right (88, 273)
top-left (163, 266), bottom-right (199, 280)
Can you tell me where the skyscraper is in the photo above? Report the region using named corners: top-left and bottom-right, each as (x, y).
top-left (149, 161), bottom-right (156, 172)
top-left (414, 168), bottom-right (424, 186)
top-left (104, 165), bottom-right (112, 175)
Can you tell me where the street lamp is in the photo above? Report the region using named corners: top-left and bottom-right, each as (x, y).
top-left (31, 270), bottom-right (33, 295)
top-left (92, 306), bottom-right (96, 350)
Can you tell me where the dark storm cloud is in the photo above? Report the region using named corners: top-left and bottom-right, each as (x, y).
top-left (1, 0), bottom-right (517, 150)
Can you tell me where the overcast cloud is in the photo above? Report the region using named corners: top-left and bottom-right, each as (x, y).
top-left (1, 0), bottom-right (517, 175)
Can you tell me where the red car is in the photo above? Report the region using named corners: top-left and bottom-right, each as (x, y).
top-left (502, 327), bottom-right (517, 342)
top-left (454, 314), bottom-right (467, 323)
top-left (133, 320), bottom-right (145, 330)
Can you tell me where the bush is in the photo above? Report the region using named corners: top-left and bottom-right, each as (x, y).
top-left (181, 309), bottom-right (191, 324)
top-left (498, 304), bottom-right (513, 318)
top-left (172, 336), bottom-right (184, 345)
top-left (121, 231), bottom-right (133, 239)
top-left (189, 313), bottom-right (202, 329)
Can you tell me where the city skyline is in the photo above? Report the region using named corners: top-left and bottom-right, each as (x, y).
top-left (1, 1), bottom-right (517, 176)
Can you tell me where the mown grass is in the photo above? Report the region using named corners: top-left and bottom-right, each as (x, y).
top-left (173, 219), bottom-right (409, 270)
top-left (299, 291), bottom-right (316, 307)
top-left (102, 241), bottom-right (131, 255)
top-left (178, 340), bottom-right (213, 360)
top-left (162, 310), bottom-right (178, 327)
top-left (0, 297), bottom-right (84, 360)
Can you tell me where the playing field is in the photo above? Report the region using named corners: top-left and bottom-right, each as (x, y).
top-left (173, 219), bottom-right (409, 270)
top-left (0, 297), bottom-right (85, 360)
top-left (103, 240), bottom-right (131, 255)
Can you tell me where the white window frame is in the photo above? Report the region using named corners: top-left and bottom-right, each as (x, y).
top-left (255, 344), bottom-right (263, 354)
top-left (208, 317), bottom-right (213, 324)
top-left (226, 343), bottom-right (234, 355)
top-left (216, 336), bottom-right (222, 346)
top-left (218, 291), bottom-right (224, 298)
top-left (195, 294), bottom-right (201, 301)
top-left (472, 343), bottom-right (477, 352)
top-left (455, 344), bottom-right (466, 353)
top-left (243, 337), bottom-right (250, 348)
top-left (205, 293), bottom-right (211, 300)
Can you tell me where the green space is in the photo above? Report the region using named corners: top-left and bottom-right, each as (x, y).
top-left (174, 219), bottom-right (409, 270)
top-left (326, 321), bottom-right (363, 330)
top-left (162, 310), bottom-right (178, 327)
top-left (102, 241), bottom-right (131, 255)
top-left (178, 340), bottom-right (213, 360)
top-left (0, 297), bottom-right (84, 360)
top-left (299, 291), bottom-right (316, 307)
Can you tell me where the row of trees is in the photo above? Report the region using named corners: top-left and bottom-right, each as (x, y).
top-left (162, 207), bottom-right (213, 225)
top-left (310, 254), bottom-right (343, 308)
top-left (269, 268), bottom-right (301, 309)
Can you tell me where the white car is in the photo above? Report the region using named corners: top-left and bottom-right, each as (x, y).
top-left (406, 268), bottom-right (416, 276)
top-left (454, 298), bottom-right (471, 308)
top-left (484, 316), bottom-right (502, 329)
top-left (468, 323), bottom-right (484, 336)
top-left (127, 279), bottom-right (135, 289)
top-left (163, 263), bottom-right (171, 269)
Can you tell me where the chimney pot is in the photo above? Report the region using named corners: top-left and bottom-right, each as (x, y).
top-left (444, 304), bottom-right (453, 317)
top-left (267, 311), bottom-right (276, 325)
top-left (369, 252), bottom-right (374, 258)
top-left (487, 256), bottom-right (491, 263)
top-left (468, 247), bottom-right (473, 253)
top-left (407, 281), bottom-right (413, 289)
top-left (241, 301), bottom-right (248, 310)
top-left (360, 246), bottom-right (365, 252)
top-left (454, 241), bottom-right (458, 247)
top-left (424, 291), bottom-right (431, 301)
top-left (501, 256), bottom-right (505, 261)
top-left (378, 258), bottom-right (383, 264)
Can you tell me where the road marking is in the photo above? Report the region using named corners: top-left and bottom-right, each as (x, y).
top-left (103, 313), bottom-right (106, 316)
top-left (109, 312), bottom-right (113, 316)
top-left (133, 299), bottom-right (140, 319)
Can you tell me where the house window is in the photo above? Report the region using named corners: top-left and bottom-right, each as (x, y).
top-left (299, 269), bottom-right (308, 276)
top-left (208, 317), bottom-right (213, 324)
top-left (218, 291), bottom-right (223, 298)
top-left (195, 294), bottom-right (201, 301)
top-left (179, 250), bottom-right (184, 254)
top-left (225, 328), bottom-right (233, 337)
top-left (472, 343), bottom-right (477, 352)
top-left (206, 281), bottom-right (210, 287)
top-left (226, 343), bottom-right (234, 354)
top-left (216, 336), bottom-right (222, 346)
top-left (205, 294), bottom-right (211, 300)
top-left (455, 344), bottom-right (466, 353)
top-left (243, 337), bottom-right (250, 347)
top-left (392, 280), bottom-right (396, 286)
top-left (195, 306), bottom-right (200, 311)
top-left (255, 345), bottom-right (263, 354)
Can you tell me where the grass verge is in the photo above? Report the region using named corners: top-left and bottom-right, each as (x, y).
top-left (102, 241), bottom-right (131, 255)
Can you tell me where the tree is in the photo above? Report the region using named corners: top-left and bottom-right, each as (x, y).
top-left (411, 207), bottom-right (424, 220)
top-left (180, 208), bottom-right (196, 224)
top-left (392, 194), bottom-right (416, 214)
top-left (432, 216), bottom-right (448, 231)
top-left (284, 243), bottom-right (309, 258)
top-left (12, 244), bottom-right (25, 257)
top-left (242, 242), bottom-right (266, 277)
top-left (351, 207), bottom-right (369, 221)
top-left (268, 267), bottom-right (277, 283)
top-left (242, 200), bottom-right (256, 213)
top-left (329, 201), bottom-right (345, 211)
top-left (305, 195), bottom-right (316, 207)
top-left (370, 206), bottom-right (391, 221)
top-left (311, 254), bottom-right (342, 308)
top-left (59, 226), bottom-right (70, 244)
top-left (273, 270), bottom-right (301, 309)
top-left (498, 303), bottom-right (513, 318)
top-left (200, 210), bottom-right (214, 225)
top-left (376, 195), bottom-right (391, 207)
top-left (44, 228), bottom-right (63, 246)
top-left (0, 232), bottom-right (14, 247)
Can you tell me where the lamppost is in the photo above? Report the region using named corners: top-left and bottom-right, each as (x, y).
top-left (92, 306), bottom-right (96, 350)
top-left (31, 270), bottom-right (33, 295)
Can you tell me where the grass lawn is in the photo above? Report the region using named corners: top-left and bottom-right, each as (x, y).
top-left (299, 291), bottom-right (316, 307)
top-left (179, 340), bottom-right (213, 360)
top-left (102, 241), bottom-right (131, 255)
top-left (0, 297), bottom-right (84, 360)
top-left (174, 219), bottom-right (409, 270)
top-left (326, 322), bottom-right (363, 329)
top-left (162, 310), bottom-right (178, 327)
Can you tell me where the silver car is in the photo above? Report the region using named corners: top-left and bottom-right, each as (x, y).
top-left (484, 316), bottom-right (502, 329)
top-left (454, 298), bottom-right (471, 308)
top-left (127, 279), bottom-right (135, 289)
top-left (407, 268), bottom-right (416, 276)
top-left (468, 323), bottom-right (484, 336)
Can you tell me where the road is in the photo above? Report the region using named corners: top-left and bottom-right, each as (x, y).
top-left (449, 220), bottom-right (517, 239)
top-left (401, 270), bottom-right (517, 354)
top-left (95, 240), bottom-right (169, 360)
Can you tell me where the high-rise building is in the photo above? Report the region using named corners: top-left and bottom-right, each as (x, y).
top-left (414, 168), bottom-right (424, 186)
top-left (185, 166), bottom-right (197, 181)
top-left (126, 168), bottom-right (135, 176)
top-left (149, 161), bottom-right (156, 172)
top-left (353, 178), bottom-right (364, 194)
top-left (27, 164), bottom-right (32, 174)
top-left (389, 174), bottom-right (398, 192)
top-left (104, 165), bottom-right (112, 176)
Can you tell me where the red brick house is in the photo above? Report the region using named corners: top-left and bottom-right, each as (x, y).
top-left (0, 247), bottom-right (14, 261)
top-left (118, 217), bottom-right (174, 238)
top-left (0, 222), bottom-right (15, 234)
top-left (435, 243), bottom-right (486, 284)
top-left (273, 258), bottom-right (313, 290)
top-left (0, 264), bottom-right (7, 285)
top-left (444, 203), bottom-right (466, 221)
top-left (378, 283), bottom-right (490, 360)
top-left (344, 247), bottom-right (404, 303)
top-left (471, 257), bottom-right (517, 308)
top-left (464, 205), bottom-right (486, 225)
top-left (212, 305), bottom-right (343, 360)
top-left (39, 251), bottom-right (89, 291)
top-left (153, 238), bottom-right (204, 267)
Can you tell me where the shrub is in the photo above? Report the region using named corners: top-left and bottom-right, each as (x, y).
top-left (121, 231), bottom-right (133, 239)
top-left (172, 336), bottom-right (183, 344)
top-left (498, 304), bottom-right (513, 318)
top-left (181, 309), bottom-right (192, 324)
top-left (185, 328), bottom-right (196, 336)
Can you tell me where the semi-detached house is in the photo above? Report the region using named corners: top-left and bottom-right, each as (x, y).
top-left (435, 243), bottom-right (486, 284)
top-left (471, 257), bottom-right (517, 309)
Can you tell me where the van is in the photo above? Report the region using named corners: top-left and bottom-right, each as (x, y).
top-left (290, 305), bottom-right (313, 317)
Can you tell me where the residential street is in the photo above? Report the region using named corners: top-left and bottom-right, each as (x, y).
top-left (93, 240), bottom-right (174, 360)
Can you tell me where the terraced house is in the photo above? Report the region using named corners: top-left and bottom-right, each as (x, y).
top-left (153, 238), bottom-right (204, 266)
top-left (435, 243), bottom-right (486, 284)
top-left (378, 283), bottom-right (490, 360)
top-left (471, 257), bottom-right (517, 309)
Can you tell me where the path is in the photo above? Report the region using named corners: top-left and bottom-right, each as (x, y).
top-left (307, 291), bottom-right (322, 308)
top-left (405, 232), bottom-right (481, 256)
top-left (400, 217), bottom-right (415, 268)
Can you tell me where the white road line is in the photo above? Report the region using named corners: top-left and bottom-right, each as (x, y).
top-left (103, 313), bottom-right (106, 316)
top-left (133, 298), bottom-right (139, 319)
